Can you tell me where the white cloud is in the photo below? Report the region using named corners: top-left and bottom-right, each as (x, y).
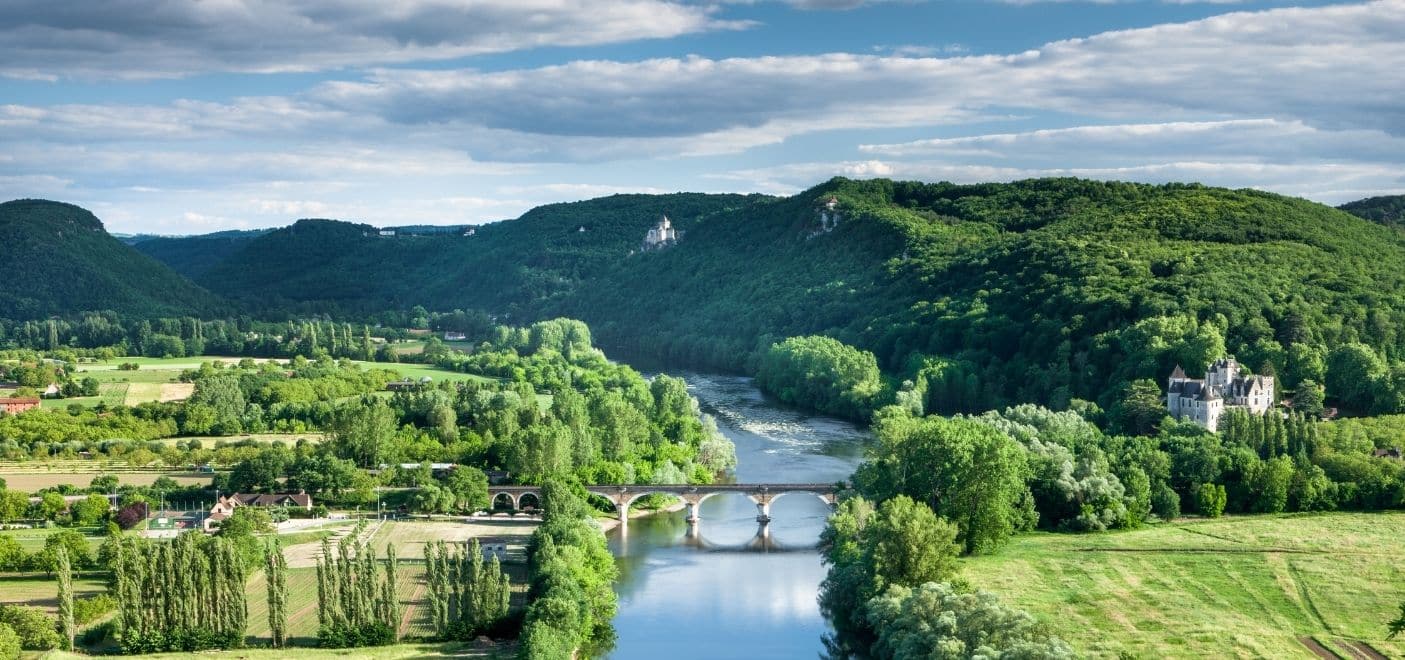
top-left (0, 0), bottom-right (745, 79)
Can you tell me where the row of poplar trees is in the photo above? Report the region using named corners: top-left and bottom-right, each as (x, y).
top-left (110, 534), bottom-right (249, 653)
top-left (314, 534), bottom-right (402, 647)
top-left (424, 539), bottom-right (512, 639)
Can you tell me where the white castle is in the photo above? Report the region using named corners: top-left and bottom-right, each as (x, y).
top-left (1166, 358), bottom-right (1275, 432)
top-left (642, 215), bottom-right (679, 251)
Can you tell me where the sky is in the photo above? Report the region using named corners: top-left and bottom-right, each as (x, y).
top-left (1, 0), bottom-right (1401, 234)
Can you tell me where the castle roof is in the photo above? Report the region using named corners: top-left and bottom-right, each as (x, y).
top-left (1198, 385), bottom-right (1222, 401)
top-left (1170, 364), bottom-right (1186, 380)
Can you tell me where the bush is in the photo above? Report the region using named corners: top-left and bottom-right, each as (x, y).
top-left (114, 502), bottom-right (148, 530)
top-left (73, 594), bottom-right (116, 625)
top-left (0, 605), bottom-right (60, 650)
top-left (1194, 483), bottom-right (1227, 518)
top-left (79, 620), bottom-right (115, 648)
top-left (0, 623), bottom-right (18, 660)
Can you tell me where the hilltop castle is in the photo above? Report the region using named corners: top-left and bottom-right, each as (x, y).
top-left (1166, 358), bottom-right (1275, 432)
top-left (641, 215), bottom-right (679, 251)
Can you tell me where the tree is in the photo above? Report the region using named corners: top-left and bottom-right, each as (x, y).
top-left (39, 530), bottom-right (91, 574)
top-left (70, 494), bottom-right (110, 526)
top-left (865, 582), bottom-right (1074, 660)
top-left (0, 605), bottom-right (60, 651)
top-left (329, 400), bottom-right (398, 468)
top-left (1291, 379), bottom-right (1326, 418)
top-left (857, 410), bottom-right (1032, 554)
top-left (0, 622), bottom-right (18, 660)
top-left (37, 492), bottom-right (66, 521)
top-left (756, 336), bottom-right (885, 421)
top-left (1111, 379), bottom-right (1168, 436)
top-left (863, 495), bottom-right (960, 593)
top-left (56, 546), bottom-right (74, 650)
top-left (1326, 343), bottom-right (1386, 411)
top-left (1194, 483), bottom-right (1227, 518)
top-left (266, 538), bottom-right (288, 648)
top-left (442, 467), bottom-right (490, 513)
top-left (0, 537), bottom-right (23, 572)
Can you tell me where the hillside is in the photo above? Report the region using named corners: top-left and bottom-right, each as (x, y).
top-left (1340, 194), bottom-right (1405, 230)
top-left (127, 229), bottom-right (269, 279)
top-left (139, 179), bottom-right (1405, 410)
top-left (194, 193), bottom-right (760, 313)
top-left (0, 199), bottom-right (222, 319)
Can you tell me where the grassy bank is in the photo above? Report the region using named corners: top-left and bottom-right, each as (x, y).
top-left (962, 512), bottom-right (1405, 659)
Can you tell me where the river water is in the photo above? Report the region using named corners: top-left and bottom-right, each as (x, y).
top-left (604, 372), bottom-right (869, 659)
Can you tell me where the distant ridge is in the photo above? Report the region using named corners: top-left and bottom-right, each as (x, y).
top-left (0, 199), bottom-right (222, 318)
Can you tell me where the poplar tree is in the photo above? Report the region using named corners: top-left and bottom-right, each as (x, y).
top-left (57, 546), bottom-right (75, 650)
top-left (266, 538), bottom-right (288, 647)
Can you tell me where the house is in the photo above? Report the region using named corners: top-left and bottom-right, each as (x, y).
top-left (378, 229), bottom-right (395, 237)
top-left (0, 397), bottom-right (41, 415)
top-left (386, 378), bottom-right (420, 392)
top-left (477, 537), bottom-right (510, 561)
top-left (204, 491), bottom-right (313, 532)
top-left (463, 228), bottom-right (476, 237)
top-left (641, 215), bottom-right (679, 251)
top-left (1166, 358), bottom-right (1275, 432)
top-left (485, 469), bottom-right (511, 485)
top-left (41, 383), bottom-right (61, 398)
top-left (443, 331), bottom-right (467, 341)
top-left (1374, 447), bottom-right (1402, 459)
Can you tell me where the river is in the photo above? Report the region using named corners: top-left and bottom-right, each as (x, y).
top-left (604, 371), bottom-right (869, 659)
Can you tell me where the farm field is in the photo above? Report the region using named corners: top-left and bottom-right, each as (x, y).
top-left (0, 470), bottom-right (211, 491)
top-left (0, 574), bottom-right (108, 612)
top-left (46, 641), bottom-right (511, 659)
top-left (364, 518), bottom-right (537, 561)
top-left (962, 512), bottom-right (1405, 659)
top-left (0, 526), bottom-right (107, 553)
top-left (350, 359), bottom-right (496, 385)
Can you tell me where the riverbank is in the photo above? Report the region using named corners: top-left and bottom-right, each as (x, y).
top-left (594, 498), bottom-right (687, 533)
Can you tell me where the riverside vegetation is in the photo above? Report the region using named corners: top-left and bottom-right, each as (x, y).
top-left (4, 178), bottom-right (1405, 657)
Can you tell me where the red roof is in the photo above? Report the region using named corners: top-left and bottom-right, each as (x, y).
top-left (3, 397), bottom-right (40, 405)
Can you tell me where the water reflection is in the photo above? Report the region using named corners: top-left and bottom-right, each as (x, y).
top-left (604, 372), bottom-right (868, 659)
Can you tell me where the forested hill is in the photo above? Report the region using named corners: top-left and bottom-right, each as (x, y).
top-left (1340, 194), bottom-right (1405, 230)
top-left (193, 193), bottom-right (760, 314)
top-left (542, 179), bottom-right (1405, 407)
top-left (128, 178), bottom-right (1405, 411)
top-left (127, 229), bottom-right (269, 279)
top-left (0, 199), bottom-right (222, 318)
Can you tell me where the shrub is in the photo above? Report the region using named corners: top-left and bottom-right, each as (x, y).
top-left (1194, 483), bottom-right (1227, 518)
top-left (0, 605), bottom-right (60, 650)
top-left (114, 502), bottom-right (148, 530)
top-left (73, 594), bottom-right (116, 625)
top-left (0, 623), bottom-right (18, 660)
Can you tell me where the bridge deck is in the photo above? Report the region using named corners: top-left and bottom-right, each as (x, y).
top-left (489, 483), bottom-right (837, 492)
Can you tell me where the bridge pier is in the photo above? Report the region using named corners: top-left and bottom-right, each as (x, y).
top-left (685, 500), bottom-right (701, 524)
top-left (754, 494), bottom-right (773, 524)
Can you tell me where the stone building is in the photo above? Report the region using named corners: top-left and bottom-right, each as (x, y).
top-left (641, 215), bottom-right (679, 251)
top-left (1166, 358), bottom-right (1275, 432)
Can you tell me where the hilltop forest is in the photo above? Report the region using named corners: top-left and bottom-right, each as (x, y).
top-left (8, 179), bottom-right (1405, 416)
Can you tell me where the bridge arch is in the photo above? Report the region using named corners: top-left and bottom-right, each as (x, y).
top-left (769, 490), bottom-right (838, 508)
top-left (491, 491), bottom-right (519, 510)
top-left (517, 492), bottom-right (541, 510)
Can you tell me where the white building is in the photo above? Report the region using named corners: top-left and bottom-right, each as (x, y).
top-left (1167, 358), bottom-right (1275, 432)
top-left (641, 215), bottom-right (679, 251)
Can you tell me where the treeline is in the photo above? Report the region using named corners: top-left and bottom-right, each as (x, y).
top-left (519, 482), bottom-right (618, 659)
top-left (109, 533), bottom-right (248, 653)
top-left (314, 534), bottom-right (401, 647)
top-left (424, 539), bottom-right (512, 639)
top-left (819, 397), bottom-right (1405, 656)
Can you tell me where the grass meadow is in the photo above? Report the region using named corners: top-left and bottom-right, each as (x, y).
top-left (962, 511), bottom-right (1405, 659)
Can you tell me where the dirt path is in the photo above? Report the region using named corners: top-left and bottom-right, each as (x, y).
top-left (398, 581), bottom-right (428, 638)
top-left (1299, 636), bottom-right (1341, 660)
top-left (1338, 639), bottom-right (1388, 660)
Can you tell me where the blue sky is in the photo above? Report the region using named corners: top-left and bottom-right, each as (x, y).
top-left (1, 0), bottom-right (1400, 233)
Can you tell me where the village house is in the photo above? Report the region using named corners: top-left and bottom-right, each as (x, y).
top-left (478, 537), bottom-right (510, 561)
top-left (1166, 358), bottom-right (1275, 432)
top-left (443, 331), bottom-right (467, 341)
top-left (204, 491), bottom-right (313, 532)
top-left (0, 397), bottom-right (41, 415)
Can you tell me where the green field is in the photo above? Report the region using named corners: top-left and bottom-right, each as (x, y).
top-left (962, 512), bottom-right (1405, 659)
top-left (0, 574), bottom-right (108, 611)
top-left (45, 641), bottom-right (510, 659)
top-left (0, 526), bottom-right (107, 553)
top-left (0, 470), bottom-right (211, 491)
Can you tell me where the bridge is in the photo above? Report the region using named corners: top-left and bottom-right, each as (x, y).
top-left (487, 483), bottom-right (840, 524)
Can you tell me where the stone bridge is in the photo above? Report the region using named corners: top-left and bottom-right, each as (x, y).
top-left (488, 483), bottom-right (840, 524)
